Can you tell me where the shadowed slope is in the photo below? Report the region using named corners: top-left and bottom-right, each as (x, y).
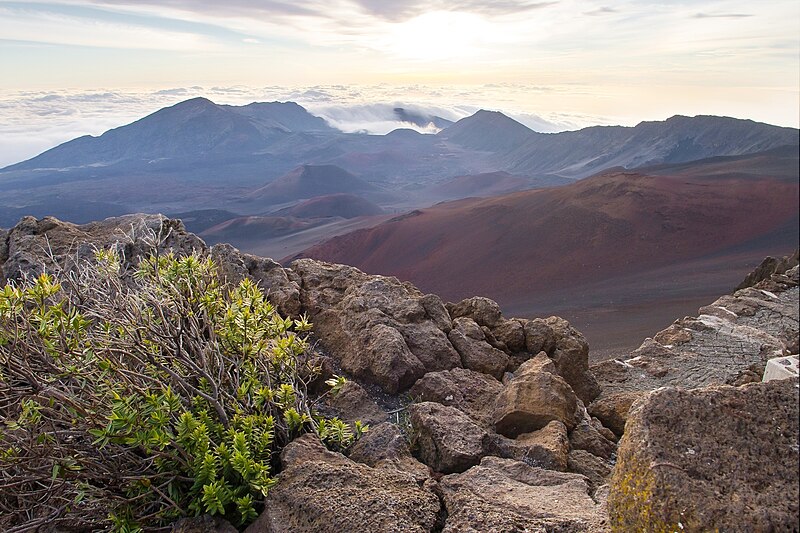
top-left (273, 194), bottom-right (384, 219)
top-left (248, 164), bottom-right (376, 205)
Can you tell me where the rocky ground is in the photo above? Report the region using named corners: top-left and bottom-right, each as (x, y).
top-left (1, 215), bottom-right (798, 532)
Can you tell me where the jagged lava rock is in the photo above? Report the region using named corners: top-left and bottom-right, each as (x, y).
top-left (567, 450), bottom-right (612, 493)
top-left (609, 379), bottom-right (800, 532)
top-left (248, 435), bottom-right (439, 533)
top-left (347, 422), bottom-right (429, 482)
top-left (439, 456), bottom-right (608, 532)
top-left (492, 364), bottom-right (578, 437)
top-left (592, 264), bottom-right (799, 398)
top-left (1, 214), bottom-right (205, 282)
top-left (291, 259), bottom-right (460, 393)
top-left (486, 420), bottom-right (570, 471)
top-left (409, 367), bottom-right (504, 427)
top-left (448, 317), bottom-right (509, 379)
top-left (587, 391), bottom-right (644, 439)
top-left (409, 402), bottom-right (488, 473)
top-left (447, 296), bottom-right (503, 327)
top-left (736, 249), bottom-right (798, 290)
top-left (570, 417), bottom-right (617, 460)
top-left (320, 380), bottom-right (389, 428)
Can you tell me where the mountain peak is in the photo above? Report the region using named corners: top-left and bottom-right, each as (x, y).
top-left (439, 109), bottom-right (535, 152)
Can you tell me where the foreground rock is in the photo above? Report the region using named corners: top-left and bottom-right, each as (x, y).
top-left (292, 259), bottom-right (460, 393)
top-left (439, 456), bottom-right (608, 532)
top-left (248, 435), bottom-right (440, 533)
top-left (609, 379), bottom-right (800, 532)
top-left (591, 263), bottom-right (799, 398)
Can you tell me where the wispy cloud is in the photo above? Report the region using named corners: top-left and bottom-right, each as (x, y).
top-left (693, 12), bottom-right (753, 19)
top-left (584, 6), bottom-right (617, 16)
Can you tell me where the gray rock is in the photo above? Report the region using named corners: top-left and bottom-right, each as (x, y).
top-left (439, 456), bottom-right (608, 532)
top-left (348, 422), bottom-right (429, 482)
top-left (252, 435), bottom-right (440, 533)
top-left (322, 380), bottom-right (388, 428)
top-left (609, 379), bottom-right (800, 532)
top-left (492, 368), bottom-right (578, 437)
top-left (487, 420), bottom-right (570, 471)
top-left (409, 367), bottom-right (503, 427)
top-left (567, 450), bottom-right (612, 493)
top-left (447, 317), bottom-right (509, 379)
top-left (291, 259), bottom-right (460, 393)
top-left (409, 402), bottom-right (488, 474)
top-left (447, 296), bottom-right (503, 327)
top-left (569, 418), bottom-right (617, 460)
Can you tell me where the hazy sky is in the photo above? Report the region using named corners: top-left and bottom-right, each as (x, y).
top-left (0, 0), bottom-right (798, 165)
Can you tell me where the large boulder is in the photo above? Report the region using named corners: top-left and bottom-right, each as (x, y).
top-left (587, 391), bottom-right (643, 438)
top-left (409, 402), bottom-right (488, 474)
top-left (1, 214), bottom-right (205, 282)
top-left (447, 296), bottom-right (503, 327)
top-left (347, 422), bottom-right (429, 482)
top-left (447, 317), bottom-right (509, 379)
top-left (609, 379), bottom-right (800, 532)
top-left (291, 259), bottom-right (460, 393)
top-left (438, 456), bottom-right (608, 532)
top-left (248, 435), bottom-right (440, 533)
top-left (492, 367), bottom-right (578, 437)
top-left (409, 367), bottom-right (503, 427)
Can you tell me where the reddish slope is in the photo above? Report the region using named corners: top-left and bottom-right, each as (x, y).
top-left (290, 151), bottom-right (799, 310)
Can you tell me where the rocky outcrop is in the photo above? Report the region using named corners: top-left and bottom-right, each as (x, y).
top-left (736, 249), bottom-right (799, 290)
top-left (447, 317), bottom-right (509, 379)
top-left (492, 362), bottom-right (578, 437)
top-left (248, 435), bottom-right (440, 533)
top-left (591, 264), bottom-right (799, 398)
top-left (1, 214), bottom-right (204, 283)
top-left (438, 456), bottom-right (608, 532)
top-left (409, 367), bottom-right (503, 427)
top-left (609, 379), bottom-right (799, 532)
top-left (347, 422), bottom-right (429, 482)
top-left (319, 380), bottom-right (389, 428)
top-left (291, 259), bottom-right (460, 393)
top-left (409, 402), bottom-right (488, 474)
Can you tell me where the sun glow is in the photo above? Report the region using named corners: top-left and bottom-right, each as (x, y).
top-left (379, 11), bottom-right (489, 61)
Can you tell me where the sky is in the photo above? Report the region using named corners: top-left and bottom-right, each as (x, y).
top-left (0, 0), bottom-right (798, 167)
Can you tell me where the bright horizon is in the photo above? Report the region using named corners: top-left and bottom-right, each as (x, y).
top-left (1, 0), bottom-right (798, 166)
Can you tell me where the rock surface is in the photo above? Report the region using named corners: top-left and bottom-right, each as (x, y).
top-left (439, 456), bottom-right (608, 532)
top-left (250, 435), bottom-right (440, 533)
top-left (447, 317), bottom-right (509, 379)
top-left (291, 259), bottom-right (460, 393)
top-left (409, 402), bottom-right (488, 473)
top-left (320, 380), bottom-right (389, 428)
top-left (591, 264), bottom-right (799, 398)
top-left (609, 379), bottom-right (800, 532)
top-left (347, 422), bottom-right (429, 482)
top-left (492, 367), bottom-right (578, 437)
top-left (409, 367), bottom-right (503, 427)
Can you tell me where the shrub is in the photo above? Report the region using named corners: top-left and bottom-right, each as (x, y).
top-left (0, 246), bottom-right (359, 531)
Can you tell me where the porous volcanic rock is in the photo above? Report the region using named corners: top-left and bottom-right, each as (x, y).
top-left (448, 317), bottom-right (509, 379)
top-left (320, 380), bottom-right (389, 428)
top-left (491, 318), bottom-right (527, 353)
top-left (408, 367), bottom-right (504, 427)
top-left (587, 391), bottom-right (644, 439)
top-left (592, 264), bottom-right (799, 398)
top-left (567, 450), bottom-right (612, 493)
top-left (1, 214), bottom-right (205, 282)
top-left (291, 259), bottom-right (460, 393)
top-left (409, 402), bottom-right (488, 474)
top-left (438, 456), bottom-right (608, 532)
top-left (736, 249), bottom-right (798, 290)
top-left (211, 243), bottom-right (301, 316)
top-left (447, 296), bottom-right (503, 327)
top-left (492, 366), bottom-right (578, 437)
top-left (347, 422), bottom-right (429, 482)
top-left (171, 515), bottom-right (237, 533)
top-left (250, 435), bottom-right (440, 533)
top-left (609, 379), bottom-right (800, 532)
top-left (487, 420), bottom-right (570, 471)
top-left (569, 418), bottom-right (617, 460)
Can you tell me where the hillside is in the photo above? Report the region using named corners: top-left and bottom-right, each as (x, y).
top-left (291, 148), bottom-right (799, 352)
top-left (248, 164), bottom-right (377, 205)
top-left (273, 193), bottom-right (384, 219)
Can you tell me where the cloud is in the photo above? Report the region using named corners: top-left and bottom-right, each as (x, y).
top-left (584, 6), bottom-right (617, 16)
top-left (351, 0), bottom-right (559, 21)
top-left (692, 12), bottom-right (753, 19)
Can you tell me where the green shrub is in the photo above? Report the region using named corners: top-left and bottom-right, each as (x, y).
top-left (0, 247), bottom-right (361, 531)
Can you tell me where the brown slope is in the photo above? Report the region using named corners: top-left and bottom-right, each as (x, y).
top-left (249, 164), bottom-right (375, 204)
top-left (289, 150), bottom-right (799, 323)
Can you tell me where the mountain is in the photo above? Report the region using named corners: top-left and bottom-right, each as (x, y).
top-left (272, 193), bottom-right (383, 219)
top-left (248, 164), bottom-right (377, 205)
top-left (290, 148), bottom-right (799, 350)
top-left (393, 107), bottom-right (453, 129)
top-left (501, 115), bottom-right (798, 178)
top-left (423, 171), bottom-right (557, 201)
top-left (438, 110), bottom-right (535, 152)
